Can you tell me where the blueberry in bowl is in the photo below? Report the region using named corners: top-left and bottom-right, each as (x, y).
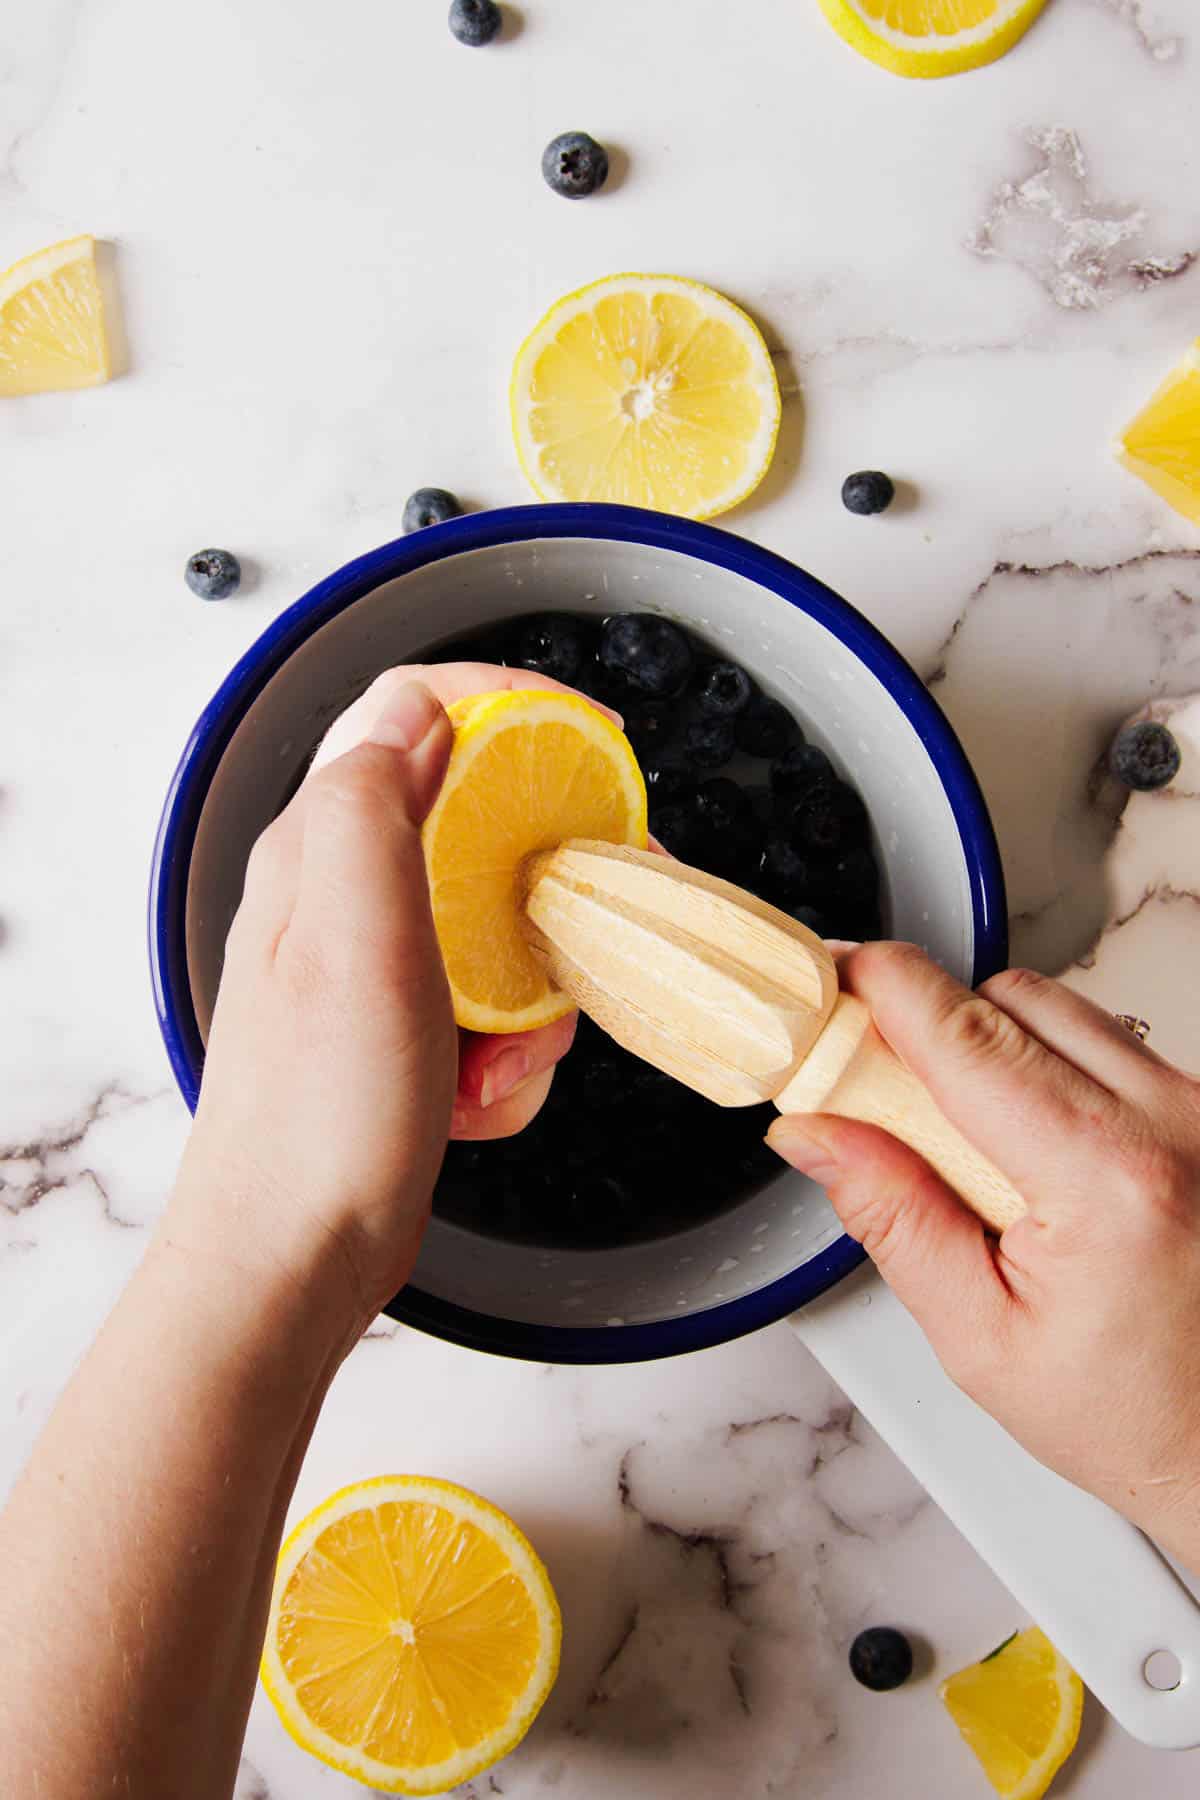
top-left (428, 607), bottom-right (888, 1254)
top-left (153, 507), bottom-right (1005, 1364)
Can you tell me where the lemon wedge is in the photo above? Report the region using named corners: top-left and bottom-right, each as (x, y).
top-left (511, 272), bottom-right (780, 519)
top-left (1117, 341), bottom-right (1200, 526)
top-left (0, 235), bottom-right (111, 396)
top-left (940, 1626), bottom-right (1084, 1800)
top-left (423, 689), bottom-right (647, 1033)
top-left (261, 1476), bottom-right (561, 1795)
top-left (815, 0), bottom-right (1050, 78)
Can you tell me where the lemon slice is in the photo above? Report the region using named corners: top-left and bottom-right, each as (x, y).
top-left (261, 1476), bottom-right (561, 1795)
top-left (1116, 341), bottom-right (1200, 526)
top-left (424, 689), bottom-right (647, 1033)
top-left (0, 235), bottom-right (111, 396)
top-left (939, 1626), bottom-right (1084, 1800)
top-left (815, 0), bottom-right (1049, 78)
top-left (511, 272), bottom-right (780, 519)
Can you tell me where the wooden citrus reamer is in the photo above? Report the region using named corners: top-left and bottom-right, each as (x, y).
top-left (522, 840), bottom-right (1026, 1233)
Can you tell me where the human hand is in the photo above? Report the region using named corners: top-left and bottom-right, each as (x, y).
top-left (310, 661), bottom-right (613, 1140)
top-left (767, 944), bottom-right (1200, 1560)
top-left (171, 679), bottom-right (457, 1325)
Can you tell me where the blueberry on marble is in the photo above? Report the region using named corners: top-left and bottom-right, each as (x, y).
top-left (185, 548), bottom-right (241, 600)
top-left (770, 742), bottom-right (833, 798)
top-left (1109, 720), bottom-right (1181, 791)
top-left (542, 131), bottom-right (609, 199)
top-left (599, 613), bottom-right (693, 697)
top-left (841, 470), bottom-right (895, 516)
top-left (849, 1627), bottom-right (913, 1691)
top-left (402, 487), bottom-right (462, 532)
top-left (683, 715), bottom-right (736, 771)
top-left (516, 613), bottom-right (585, 685)
top-left (448, 0), bottom-right (502, 42)
top-left (736, 692), bottom-right (797, 759)
top-left (696, 660), bottom-right (754, 718)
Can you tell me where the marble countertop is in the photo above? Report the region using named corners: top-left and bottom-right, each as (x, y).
top-left (4, 0), bottom-right (1200, 1794)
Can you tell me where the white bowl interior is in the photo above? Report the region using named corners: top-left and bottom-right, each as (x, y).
top-left (186, 534), bottom-right (977, 1329)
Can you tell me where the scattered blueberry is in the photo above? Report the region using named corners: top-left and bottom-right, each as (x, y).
top-left (185, 548), bottom-right (241, 601)
top-left (403, 487), bottom-right (462, 532)
top-left (849, 1627), bottom-right (913, 1692)
top-left (600, 613), bottom-right (693, 698)
top-left (684, 715), bottom-right (736, 770)
top-left (770, 742), bottom-right (833, 798)
top-left (448, 0), bottom-right (502, 43)
top-left (791, 779), bottom-right (867, 854)
top-left (542, 131), bottom-right (609, 199)
top-left (516, 613), bottom-right (585, 685)
top-left (696, 661), bottom-right (754, 718)
top-left (736, 692), bottom-right (798, 759)
top-left (1109, 720), bottom-right (1181, 792)
top-left (624, 701), bottom-right (678, 760)
top-left (842, 470), bottom-right (896, 516)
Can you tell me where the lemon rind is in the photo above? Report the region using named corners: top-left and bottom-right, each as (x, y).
top-left (815, 0), bottom-right (1050, 77)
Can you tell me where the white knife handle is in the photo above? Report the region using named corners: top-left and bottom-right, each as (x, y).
top-left (791, 1265), bottom-right (1200, 1748)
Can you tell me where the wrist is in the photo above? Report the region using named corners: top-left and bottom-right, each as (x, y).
top-left (163, 1145), bottom-right (396, 1354)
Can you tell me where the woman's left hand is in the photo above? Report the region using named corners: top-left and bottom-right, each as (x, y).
top-left (309, 661), bottom-right (609, 1141)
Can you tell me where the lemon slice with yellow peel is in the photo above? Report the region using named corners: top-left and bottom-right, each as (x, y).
top-left (1116, 340), bottom-right (1200, 526)
top-left (0, 235), bottom-right (111, 396)
top-left (261, 1475), bottom-right (561, 1795)
top-left (939, 1626), bottom-right (1084, 1799)
top-left (423, 688), bottom-right (647, 1033)
top-left (510, 272), bottom-right (781, 519)
top-left (815, 0), bottom-right (1050, 78)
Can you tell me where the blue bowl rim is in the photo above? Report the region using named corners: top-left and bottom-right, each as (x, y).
top-left (149, 501), bottom-right (1007, 1365)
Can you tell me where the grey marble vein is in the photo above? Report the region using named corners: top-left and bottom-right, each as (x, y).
top-left (969, 126), bottom-right (1195, 309)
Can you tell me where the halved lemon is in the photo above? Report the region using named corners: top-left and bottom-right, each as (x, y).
top-left (424, 689), bottom-right (647, 1032)
top-left (1117, 341), bottom-right (1200, 526)
top-left (510, 272), bottom-right (780, 519)
top-left (261, 1476), bottom-right (561, 1795)
top-left (815, 0), bottom-right (1050, 79)
top-left (939, 1626), bottom-right (1084, 1799)
top-left (0, 235), bottom-right (111, 396)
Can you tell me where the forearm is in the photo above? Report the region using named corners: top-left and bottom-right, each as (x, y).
top-left (0, 1181), bottom-right (366, 1800)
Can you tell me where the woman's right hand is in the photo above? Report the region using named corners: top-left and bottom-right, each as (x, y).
top-left (767, 943), bottom-right (1200, 1563)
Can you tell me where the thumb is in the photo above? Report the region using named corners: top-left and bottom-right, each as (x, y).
top-left (766, 1112), bottom-right (1014, 1382)
top-left (291, 682), bottom-right (452, 964)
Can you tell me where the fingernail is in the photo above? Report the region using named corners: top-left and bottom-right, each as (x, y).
top-left (765, 1118), bottom-right (841, 1185)
top-left (480, 1046), bottom-right (533, 1108)
top-left (367, 681), bottom-right (442, 752)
